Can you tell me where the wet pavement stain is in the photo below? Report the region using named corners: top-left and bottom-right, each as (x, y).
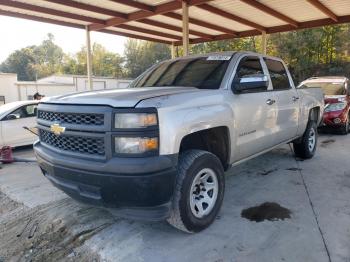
top-left (321, 139), bottom-right (335, 147)
top-left (259, 168), bottom-right (278, 176)
top-left (241, 202), bottom-right (292, 222)
top-left (286, 167), bottom-right (302, 171)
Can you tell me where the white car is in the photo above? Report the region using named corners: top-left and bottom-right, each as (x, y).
top-left (0, 100), bottom-right (39, 147)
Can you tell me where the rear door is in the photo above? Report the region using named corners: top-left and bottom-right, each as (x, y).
top-left (264, 58), bottom-right (299, 143)
top-left (1, 104), bottom-right (38, 147)
top-left (231, 55), bottom-right (278, 160)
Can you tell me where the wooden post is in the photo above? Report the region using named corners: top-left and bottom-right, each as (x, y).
top-left (182, 1), bottom-right (189, 56)
top-left (85, 26), bottom-right (93, 91)
top-left (261, 31), bottom-right (267, 55)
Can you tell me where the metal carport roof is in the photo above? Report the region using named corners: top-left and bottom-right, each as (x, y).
top-left (0, 0), bottom-right (350, 46)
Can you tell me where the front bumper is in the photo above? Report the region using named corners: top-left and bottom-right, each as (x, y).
top-left (34, 141), bottom-right (178, 220)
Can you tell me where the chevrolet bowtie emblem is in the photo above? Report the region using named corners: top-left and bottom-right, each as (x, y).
top-left (50, 123), bottom-right (66, 136)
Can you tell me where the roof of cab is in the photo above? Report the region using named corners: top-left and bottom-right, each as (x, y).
top-left (168, 51), bottom-right (283, 62)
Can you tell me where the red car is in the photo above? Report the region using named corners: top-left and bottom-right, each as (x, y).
top-left (299, 77), bottom-right (350, 134)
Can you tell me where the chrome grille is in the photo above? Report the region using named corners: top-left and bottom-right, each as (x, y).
top-left (39, 129), bottom-right (105, 156)
top-left (38, 110), bottom-right (104, 126)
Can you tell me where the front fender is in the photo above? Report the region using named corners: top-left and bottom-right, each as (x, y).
top-left (158, 104), bottom-right (235, 155)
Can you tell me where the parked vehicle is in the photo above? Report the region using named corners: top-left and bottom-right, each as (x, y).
top-left (0, 101), bottom-right (39, 147)
top-left (34, 52), bottom-right (324, 233)
top-left (299, 77), bottom-right (350, 134)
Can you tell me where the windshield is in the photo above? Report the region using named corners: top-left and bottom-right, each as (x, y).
top-left (302, 82), bottom-right (346, 95)
top-left (130, 56), bottom-right (232, 89)
top-left (0, 102), bottom-right (23, 115)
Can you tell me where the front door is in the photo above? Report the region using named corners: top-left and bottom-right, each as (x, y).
top-left (231, 55), bottom-right (278, 161)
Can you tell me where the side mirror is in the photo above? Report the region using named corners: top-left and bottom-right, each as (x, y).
top-left (6, 114), bottom-right (18, 120)
top-left (232, 74), bottom-right (269, 93)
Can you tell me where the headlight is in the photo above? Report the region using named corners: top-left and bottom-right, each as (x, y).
top-left (114, 113), bottom-right (157, 129)
top-left (114, 137), bottom-right (158, 154)
top-left (324, 102), bottom-right (347, 112)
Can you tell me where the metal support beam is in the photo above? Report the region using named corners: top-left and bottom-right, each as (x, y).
top-left (261, 31), bottom-right (267, 55)
top-left (197, 4), bottom-right (266, 32)
top-left (182, 1), bottom-right (189, 56)
top-left (164, 12), bottom-right (237, 36)
top-left (306, 0), bottom-right (338, 22)
top-left (171, 42), bottom-right (176, 59)
top-left (85, 26), bottom-right (93, 91)
top-left (240, 0), bottom-right (298, 28)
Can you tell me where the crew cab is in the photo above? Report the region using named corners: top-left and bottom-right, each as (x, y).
top-left (299, 76), bottom-right (350, 134)
top-left (34, 52), bottom-right (324, 233)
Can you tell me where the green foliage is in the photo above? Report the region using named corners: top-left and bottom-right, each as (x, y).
top-left (32, 33), bottom-right (64, 79)
top-left (0, 33), bottom-right (63, 81)
top-left (1, 26), bottom-right (349, 83)
top-left (191, 37), bottom-right (259, 54)
top-left (63, 43), bottom-right (125, 78)
top-left (269, 25), bottom-right (350, 81)
top-left (0, 47), bottom-right (36, 81)
top-left (123, 39), bottom-right (171, 78)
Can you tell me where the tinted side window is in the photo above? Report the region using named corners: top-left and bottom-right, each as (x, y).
top-left (234, 56), bottom-right (266, 92)
top-left (264, 59), bottom-right (290, 90)
top-left (235, 56), bottom-right (264, 79)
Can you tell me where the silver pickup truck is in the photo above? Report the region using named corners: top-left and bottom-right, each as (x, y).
top-left (34, 51), bottom-right (324, 233)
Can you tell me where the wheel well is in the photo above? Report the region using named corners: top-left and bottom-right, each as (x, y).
top-left (179, 126), bottom-right (230, 170)
top-left (309, 107), bottom-right (320, 123)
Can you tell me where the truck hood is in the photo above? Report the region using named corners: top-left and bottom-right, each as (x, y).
top-left (44, 86), bottom-right (200, 107)
top-left (324, 95), bottom-right (347, 104)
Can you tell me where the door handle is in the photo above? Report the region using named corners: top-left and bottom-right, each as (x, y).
top-left (292, 96), bottom-right (299, 102)
top-left (266, 99), bottom-right (275, 105)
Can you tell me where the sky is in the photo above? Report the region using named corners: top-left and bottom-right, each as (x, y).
top-left (0, 16), bottom-right (127, 63)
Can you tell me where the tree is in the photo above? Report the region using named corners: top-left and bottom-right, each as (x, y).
top-left (32, 33), bottom-right (64, 79)
top-left (0, 47), bottom-right (36, 81)
top-left (124, 39), bottom-right (171, 78)
top-left (62, 43), bottom-right (125, 77)
top-left (1, 27), bottom-right (349, 83)
top-left (191, 37), bottom-right (259, 54)
top-left (0, 33), bottom-right (64, 80)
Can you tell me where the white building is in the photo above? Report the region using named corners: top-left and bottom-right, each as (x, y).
top-left (0, 74), bottom-right (133, 103)
top-left (0, 73), bottom-right (18, 104)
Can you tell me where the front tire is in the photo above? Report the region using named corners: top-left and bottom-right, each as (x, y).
top-left (167, 150), bottom-right (225, 233)
top-left (293, 121), bottom-right (318, 159)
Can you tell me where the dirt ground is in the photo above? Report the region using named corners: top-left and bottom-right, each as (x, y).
top-left (0, 133), bottom-right (350, 262)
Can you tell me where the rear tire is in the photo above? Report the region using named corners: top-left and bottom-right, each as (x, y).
top-left (167, 150), bottom-right (225, 233)
top-left (293, 121), bottom-right (318, 159)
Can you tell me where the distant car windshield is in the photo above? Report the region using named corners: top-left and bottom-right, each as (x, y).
top-left (302, 82), bottom-right (346, 95)
top-left (130, 56), bottom-right (232, 89)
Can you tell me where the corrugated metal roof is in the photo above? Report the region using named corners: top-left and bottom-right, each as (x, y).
top-left (0, 0), bottom-right (349, 45)
top-left (320, 0), bottom-right (350, 16)
top-left (262, 0), bottom-right (327, 22)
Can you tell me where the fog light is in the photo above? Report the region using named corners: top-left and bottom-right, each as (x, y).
top-left (334, 118), bottom-right (341, 124)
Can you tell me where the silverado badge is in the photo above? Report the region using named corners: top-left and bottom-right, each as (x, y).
top-left (50, 123), bottom-right (66, 136)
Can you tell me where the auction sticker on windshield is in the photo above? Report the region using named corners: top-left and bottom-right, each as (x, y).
top-left (207, 55), bottom-right (231, 61)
